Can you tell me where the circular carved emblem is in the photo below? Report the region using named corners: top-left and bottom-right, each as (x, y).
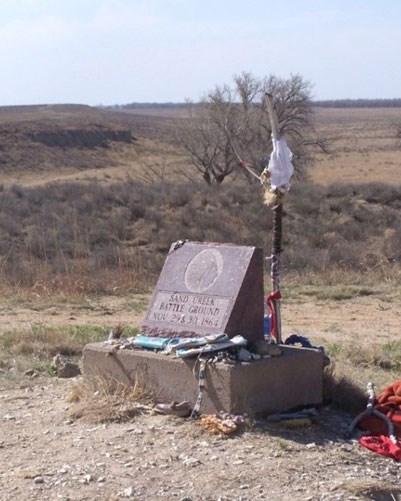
top-left (184, 249), bottom-right (224, 293)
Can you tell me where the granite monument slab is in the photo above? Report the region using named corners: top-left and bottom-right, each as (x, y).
top-left (141, 241), bottom-right (264, 344)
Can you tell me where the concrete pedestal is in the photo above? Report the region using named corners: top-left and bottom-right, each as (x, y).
top-left (82, 343), bottom-right (324, 415)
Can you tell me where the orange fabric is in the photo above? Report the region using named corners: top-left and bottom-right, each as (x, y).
top-left (377, 380), bottom-right (401, 404)
top-left (358, 380), bottom-right (401, 437)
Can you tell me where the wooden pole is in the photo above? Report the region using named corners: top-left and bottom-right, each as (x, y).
top-left (264, 93), bottom-right (283, 344)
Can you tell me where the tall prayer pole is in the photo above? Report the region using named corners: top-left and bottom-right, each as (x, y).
top-left (235, 93), bottom-right (294, 344)
top-left (262, 94), bottom-right (293, 344)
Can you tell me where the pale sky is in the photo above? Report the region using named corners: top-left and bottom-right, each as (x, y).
top-left (1, 0), bottom-right (401, 106)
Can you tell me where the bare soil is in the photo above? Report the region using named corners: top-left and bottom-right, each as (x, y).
top-left (1, 293), bottom-right (401, 500)
top-left (1, 375), bottom-right (401, 501)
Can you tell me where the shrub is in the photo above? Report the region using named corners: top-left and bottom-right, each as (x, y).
top-left (1, 179), bottom-right (401, 294)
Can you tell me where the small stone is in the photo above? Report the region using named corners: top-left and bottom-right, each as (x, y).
top-left (122, 486), bottom-right (135, 497)
top-left (34, 476), bottom-right (44, 484)
top-left (97, 477), bottom-right (106, 483)
top-left (24, 369), bottom-right (36, 377)
top-left (178, 454), bottom-right (201, 467)
top-left (131, 429), bottom-right (144, 435)
top-left (306, 442), bottom-right (317, 449)
top-left (52, 354), bottom-right (81, 378)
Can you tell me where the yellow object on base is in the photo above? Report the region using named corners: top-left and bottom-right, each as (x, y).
top-left (282, 418), bottom-right (312, 428)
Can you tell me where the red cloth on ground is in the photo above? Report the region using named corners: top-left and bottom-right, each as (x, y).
top-left (359, 435), bottom-right (401, 461)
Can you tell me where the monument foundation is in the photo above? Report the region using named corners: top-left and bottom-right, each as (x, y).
top-left (82, 343), bottom-right (324, 415)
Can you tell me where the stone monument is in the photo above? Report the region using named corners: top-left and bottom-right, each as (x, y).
top-left (142, 241), bottom-right (264, 344)
top-left (83, 240), bottom-right (324, 415)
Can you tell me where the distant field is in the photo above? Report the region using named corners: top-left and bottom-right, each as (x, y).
top-left (124, 105), bottom-right (401, 185)
top-left (1, 104), bottom-right (400, 188)
top-left (311, 107), bottom-right (401, 185)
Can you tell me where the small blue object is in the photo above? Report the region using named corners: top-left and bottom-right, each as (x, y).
top-left (263, 315), bottom-right (271, 335)
top-left (133, 336), bottom-right (170, 350)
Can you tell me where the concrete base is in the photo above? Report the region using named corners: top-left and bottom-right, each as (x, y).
top-left (82, 343), bottom-right (324, 415)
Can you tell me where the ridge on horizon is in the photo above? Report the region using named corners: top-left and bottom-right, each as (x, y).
top-left (3, 98), bottom-right (401, 110)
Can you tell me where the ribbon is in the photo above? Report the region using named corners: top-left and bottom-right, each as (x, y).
top-left (266, 290), bottom-right (282, 341)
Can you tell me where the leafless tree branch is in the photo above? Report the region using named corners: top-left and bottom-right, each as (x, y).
top-left (176, 72), bottom-right (325, 184)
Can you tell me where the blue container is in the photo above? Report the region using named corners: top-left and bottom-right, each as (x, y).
top-left (263, 315), bottom-right (271, 336)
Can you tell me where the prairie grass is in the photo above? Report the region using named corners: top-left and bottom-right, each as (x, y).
top-left (67, 376), bottom-right (153, 423)
top-left (286, 284), bottom-right (376, 301)
top-left (323, 339), bottom-right (401, 412)
top-left (0, 324), bottom-right (139, 373)
top-left (1, 179), bottom-right (401, 296)
top-left (326, 339), bottom-right (401, 372)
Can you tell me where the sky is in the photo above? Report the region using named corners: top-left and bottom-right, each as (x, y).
top-left (1, 0), bottom-right (401, 106)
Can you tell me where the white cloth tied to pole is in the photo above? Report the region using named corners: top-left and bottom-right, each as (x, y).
top-left (267, 137), bottom-right (294, 189)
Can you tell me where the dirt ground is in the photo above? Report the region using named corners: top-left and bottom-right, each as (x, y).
top-left (1, 293), bottom-right (401, 501)
top-left (1, 375), bottom-right (401, 501)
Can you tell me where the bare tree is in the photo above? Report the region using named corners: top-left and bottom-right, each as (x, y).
top-left (176, 87), bottom-right (242, 185)
top-left (177, 72), bottom-right (326, 184)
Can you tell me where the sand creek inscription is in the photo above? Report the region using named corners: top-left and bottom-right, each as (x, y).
top-left (141, 242), bottom-right (265, 343)
top-left (149, 292), bottom-right (231, 330)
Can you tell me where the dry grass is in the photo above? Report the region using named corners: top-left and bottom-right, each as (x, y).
top-left (0, 324), bottom-right (138, 374)
top-left (311, 107), bottom-right (401, 185)
top-left (323, 363), bottom-right (367, 413)
top-left (67, 376), bottom-right (153, 423)
top-left (323, 339), bottom-right (401, 413)
top-left (1, 179), bottom-right (401, 296)
top-left (342, 479), bottom-right (401, 501)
